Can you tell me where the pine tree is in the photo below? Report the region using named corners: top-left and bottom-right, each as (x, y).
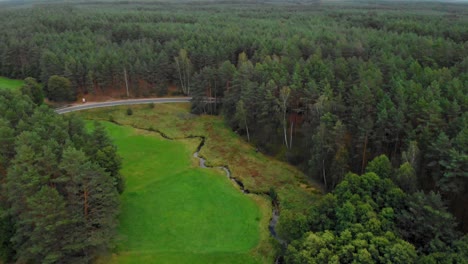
top-left (20, 77), bottom-right (44, 105)
top-left (88, 122), bottom-right (124, 193)
top-left (21, 186), bottom-right (69, 263)
top-left (59, 147), bottom-right (120, 261)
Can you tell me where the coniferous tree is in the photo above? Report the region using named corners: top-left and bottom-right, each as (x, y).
top-left (0, 91), bottom-right (121, 262)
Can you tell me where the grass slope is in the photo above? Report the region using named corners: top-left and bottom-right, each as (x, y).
top-left (93, 122), bottom-right (266, 264)
top-left (0, 77), bottom-right (23, 90)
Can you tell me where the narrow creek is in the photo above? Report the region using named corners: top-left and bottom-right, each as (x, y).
top-left (107, 120), bottom-right (284, 252)
top-left (191, 136), bottom-right (283, 244)
top-left (193, 151), bottom-right (248, 193)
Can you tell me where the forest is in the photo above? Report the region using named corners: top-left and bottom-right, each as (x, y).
top-left (0, 88), bottom-right (123, 262)
top-left (0, 0), bottom-right (467, 263)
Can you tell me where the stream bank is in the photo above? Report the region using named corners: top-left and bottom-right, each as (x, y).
top-left (104, 119), bottom-right (285, 262)
top-left (109, 120), bottom-right (284, 245)
top-left (191, 135), bottom-right (283, 245)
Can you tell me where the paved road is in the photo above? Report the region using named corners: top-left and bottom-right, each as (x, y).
top-left (55, 97), bottom-right (192, 114)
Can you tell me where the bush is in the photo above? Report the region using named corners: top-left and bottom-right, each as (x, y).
top-left (126, 108), bottom-right (133, 116)
top-left (47, 75), bottom-right (74, 102)
top-left (21, 77), bottom-right (44, 105)
top-left (149, 102), bottom-right (155, 109)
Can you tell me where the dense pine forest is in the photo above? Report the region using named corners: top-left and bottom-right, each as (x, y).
top-left (0, 90), bottom-right (122, 262)
top-left (0, 0), bottom-right (467, 263)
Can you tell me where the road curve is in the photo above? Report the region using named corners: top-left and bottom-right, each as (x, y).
top-left (55, 97), bottom-right (192, 114)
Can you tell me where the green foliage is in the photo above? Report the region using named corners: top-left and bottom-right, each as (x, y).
top-left (0, 208), bottom-right (14, 262)
top-left (309, 113), bottom-right (348, 189)
top-left (396, 191), bottom-right (460, 253)
top-left (21, 186), bottom-right (68, 264)
top-left (366, 155), bottom-right (392, 179)
top-left (47, 75), bottom-right (74, 102)
top-left (0, 0), bottom-right (467, 259)
top-left (0, 91), bottom-right (121, 263)
top-left (59, 147), bottom-right (119, 260)
top-left (0, 118), bottom-right (15, 171)
top-left (286, 229), bottom-right (417, 264)
top-left (20, 77), bottom-right (43, 105)
top-left (0, 3), bottom-right (465, 213)
top-left (332, 172), bottom-right (405, 213)
top-left (426, 130), bottom-right (468, 199)
top-left (394, 162), bottom-right (418, 193)
top-left (95, 146), bottom-right (124, 193)
top-left (86, 122), bottom-right (125, 193)
top-left (287, 170), bottom-right (464, 263)
top-left (277, 210), bottom-right (309, 242)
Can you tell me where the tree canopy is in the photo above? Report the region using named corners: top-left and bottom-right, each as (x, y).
top-left (0, 90), bottom-right (121, 263)
top-left (285, 168), bottom-right (467, 263)
top-left (0, 0), bottom-right (466, 261)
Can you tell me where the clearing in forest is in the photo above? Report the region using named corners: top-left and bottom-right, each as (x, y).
top-left (80, 103), bottom-right (321, 263)
top-left (92, 122), bottom-right (269, 264)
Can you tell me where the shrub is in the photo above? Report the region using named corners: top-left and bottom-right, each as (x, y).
top-left (47, 75), bottom-right (74, 102)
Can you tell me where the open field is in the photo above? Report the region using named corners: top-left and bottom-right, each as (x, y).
top-left (90, 121), bottom-right (271, 263)
top-left (78, 104), bottom-right (323, 213)
top-left (0, 77), bottom-right (23, 90)
top-left (78, 103), bottom-right (322, 263)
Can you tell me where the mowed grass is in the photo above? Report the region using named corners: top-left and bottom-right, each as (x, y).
top-left (0, 77), bottom-right (23, 90)
top-left (91, 122), bottom-right (269, 264)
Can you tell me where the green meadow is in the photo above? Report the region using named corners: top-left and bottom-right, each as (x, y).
top-left (79, 104), bottom-right (321, 263)
top-left (79, 104), bottom-right (322, 212)
top-left (0, 77), bottom-right (23, 90)
top-left (93, 122), bottom-right (268, 264)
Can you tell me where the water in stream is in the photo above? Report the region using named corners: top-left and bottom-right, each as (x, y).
top-left (193, 146), bottom-right (282, 244)
top-left (193, 151), bottom-right (248, 194)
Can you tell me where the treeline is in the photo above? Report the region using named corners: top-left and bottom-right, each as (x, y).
top-left (0, 1), bottom-right (466, 98)
top-left (0, 85), bottom-right (122, 263)
top-left (283, 156), bottom-right (468, 263)
top-left (206, 48), bottom-right (468, 260)
top-left (188, 4), bottom-right (468, 232)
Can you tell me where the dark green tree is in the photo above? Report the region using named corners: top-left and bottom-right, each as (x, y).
top-left (21, 186), bottom-right (69, 263)
top-left (20, 77), bottom-right (43, 105)
top-left (396, 191), bottom-right (461, 254)
top-left (47, 75), bottom-right (75, 102)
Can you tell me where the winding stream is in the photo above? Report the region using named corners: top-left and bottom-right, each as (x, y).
top-left (191, 136), bottom-right (283, 244)
top-left (193, 151), bottom-right (248, 193)
top-left (108, 121), bottom-right (284, 248)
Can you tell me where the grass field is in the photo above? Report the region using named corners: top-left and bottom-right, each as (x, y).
top-left (78, 103), bottom-right (322, 263)
top-left (91, 122), bottom-right (271, 263)
top-left (79, 104), bottom-right (322, 212)
top-left (0, 77), bottom-right (23, 90)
